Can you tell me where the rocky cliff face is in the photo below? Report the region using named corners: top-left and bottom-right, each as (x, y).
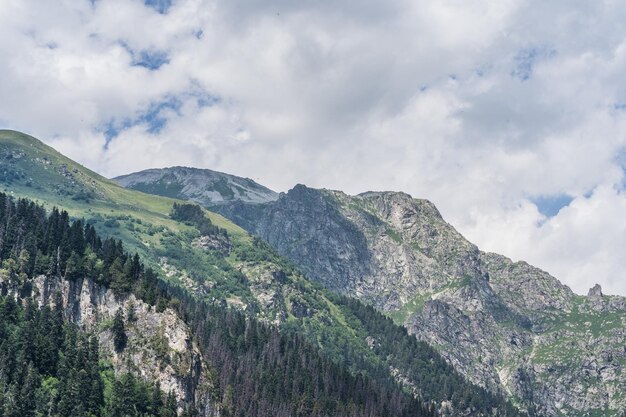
top-left (215, 185), bottom-right (626, 416)
top-left (114, 167), bottom-right (278, 206)
top-left (1, 273), bottom-right (219, 416)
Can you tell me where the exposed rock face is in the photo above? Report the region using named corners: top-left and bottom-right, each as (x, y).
top-left (114, 166), bottom-right (278, 205)
top-left (588, 284), bottom-right (603, 298)
top-left (215, 185), bottom-right (626, 416)
top-left (221, 185), bottom-right (373, 293)
top-left (2, 274), bottom-right (219, 416)
top-left (193, 233), bottom-right (232, 255)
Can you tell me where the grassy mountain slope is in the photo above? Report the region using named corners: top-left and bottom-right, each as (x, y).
top-left (0, 130), bottom-right (522, 416)
top-left (0, 130), bottom-right (242, 261)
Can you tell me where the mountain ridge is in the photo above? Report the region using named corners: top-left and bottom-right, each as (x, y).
top-left (114, 166), bottom-right (278, 206)
top-left (117, 167), bottom-right (626, 416)
top-left (223, 185), bottom-right (626, 416)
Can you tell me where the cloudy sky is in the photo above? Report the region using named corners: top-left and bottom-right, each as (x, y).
top-left (1, 0), bottom-right (626, 295)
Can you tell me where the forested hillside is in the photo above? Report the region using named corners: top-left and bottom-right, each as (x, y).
top-left (0, 194), bottom-right (435, 416)
top-left (0, 192), bottom-right (202, 416)
top-left (0, 294), bottom-right (181, 417)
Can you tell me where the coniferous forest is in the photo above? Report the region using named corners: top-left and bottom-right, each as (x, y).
top-left (0, 192), bottom-right (522, 416)
top-left (0, 294), bottom-right (180, 417)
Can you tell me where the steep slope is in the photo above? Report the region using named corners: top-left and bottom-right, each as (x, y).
top-left (0, 192), bottom-right (217, 415)
top-left (2, 274), bottom-right (215, 415)
top-left (0, 130), bottom-right (524, 416)
top-left (0, 291), bottom-right (188, 416)
top-left (0, 130), bottom-right (243, 265)
top-left (205, 185), bottom-right (626, 416)
top-left (114, 167), bottom-right (278, 206)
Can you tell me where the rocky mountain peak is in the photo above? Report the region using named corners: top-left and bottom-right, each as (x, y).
top-left (114, 166), bottom-right (278, 205)
top-left (588, 283), bottom-right (603, 297)
top-left (208, 184), bottom-right (626, 416)
top-left (284, 183), bottom-right (332, 203)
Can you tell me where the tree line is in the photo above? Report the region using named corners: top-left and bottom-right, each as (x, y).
top-left (0, 193), bottom-right (170, 308)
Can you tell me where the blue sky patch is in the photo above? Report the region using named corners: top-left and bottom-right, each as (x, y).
top-left (97, 87), bottom-right (220, 147)
top-left (132, 49), bottom-right (170, 70)
top-left (511, 46), bottom-right (556, 81)
top-left (531, 194), bottom-right (573, 217)
top-left (139, 96), bottom-right (182, 134)
top-left (145, 0), bottom-right (172, 14)
top-left (119, 42), bottom-right (170, 71)
top-left (100, 118), bottom-right (134, 148)
top-left (98, 96), bottom-right (182, 147)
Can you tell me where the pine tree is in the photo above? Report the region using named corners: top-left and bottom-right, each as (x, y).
top-left (150, 382), bottom-right (164, 414)
top-left (127, 301), bottom-right (137, 323)
top-left (18, 248), bottom-right (30, 275)
top-left (33, 250), bottom-right (49, 275)
top-left (112, 308), bottom-right (127, 353)
top-left (64, 251), bottom-right (82, 280)
top-left (17, 363), bottom-right (37, 417)
top-left (109, 257), bottom-right (131, 293)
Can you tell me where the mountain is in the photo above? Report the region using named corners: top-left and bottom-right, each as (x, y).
top-left (114, 167), bottom-right (278, 206)
top-left (0, 130), bottom-right (524, 416)
top-left (122, 174), bottom-right (626, 417)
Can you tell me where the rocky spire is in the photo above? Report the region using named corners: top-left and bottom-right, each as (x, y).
top-left (587, 283), bottom-right (603, 298)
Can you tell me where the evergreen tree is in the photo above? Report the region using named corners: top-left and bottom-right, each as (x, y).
top-left (17, 363), bottom-right (37, 417)
top-left (127, 300), bottom-right (137, 323)
top-left (150, 382), bottom-right (164, 414)
top-left (112, 308), bottom-right (127, 353)
top-left (64, 251), bottom-right (82, 280)
top-left (162, 391), bottom-right (178, 417)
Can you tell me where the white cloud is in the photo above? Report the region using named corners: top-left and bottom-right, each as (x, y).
top-left (1, 0), bottom-right (626, 294)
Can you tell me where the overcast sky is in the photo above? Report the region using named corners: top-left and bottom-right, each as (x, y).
top-left (1, 0), bottom-right (626, 295)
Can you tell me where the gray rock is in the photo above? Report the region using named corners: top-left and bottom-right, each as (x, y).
top-left (588, 284), bottom-right (603, 298)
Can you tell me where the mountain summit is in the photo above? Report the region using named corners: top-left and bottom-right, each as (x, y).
top-left (4, 129), bottom-right (626, 416)
top-left (114, 166), bottom-right (278, 206)
top-left (216, 185), bottom-right (626, 416)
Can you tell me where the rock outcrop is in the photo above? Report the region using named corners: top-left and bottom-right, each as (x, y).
top-left (588, 283), bottom-right (603, 298)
